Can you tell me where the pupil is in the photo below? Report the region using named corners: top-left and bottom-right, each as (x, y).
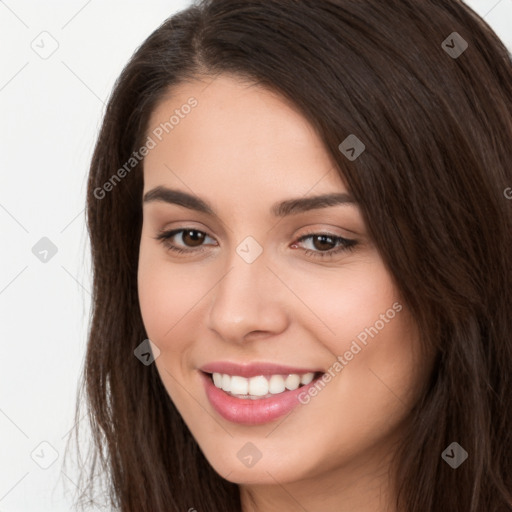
top-left (313, 235), bottom-right (334, 251)
top-left (184, 230), bottom-right (204, 247)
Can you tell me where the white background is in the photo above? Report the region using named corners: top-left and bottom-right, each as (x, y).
top-left (1, 1), bottom-right (511, 510)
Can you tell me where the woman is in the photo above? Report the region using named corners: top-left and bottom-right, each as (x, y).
top-left (69, 0), bottom-right (512, 510)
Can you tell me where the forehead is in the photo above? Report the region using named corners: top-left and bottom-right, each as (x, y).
top-left (143, 74), bottom-right (346, 202)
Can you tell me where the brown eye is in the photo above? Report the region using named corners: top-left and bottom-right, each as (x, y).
top-left (293, 232), bottom-right (358, 260)
top-left (310, 234), bottom-right (337, 251)
top-left (181, 230), bottom-right (206, 247)
top-left (154, 228), bottom-right (217, 255)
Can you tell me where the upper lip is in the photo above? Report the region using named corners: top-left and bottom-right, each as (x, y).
top-left (199, 361), bottom-right (324, 378)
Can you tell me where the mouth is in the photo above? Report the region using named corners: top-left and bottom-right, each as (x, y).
top-left (199, 368), bottom-right (326, 425)
top-left (201, 370), bottom-right (325, 399)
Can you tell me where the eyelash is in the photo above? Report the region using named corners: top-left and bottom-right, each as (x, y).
top-left (154, 228), bottom-right (358, 260)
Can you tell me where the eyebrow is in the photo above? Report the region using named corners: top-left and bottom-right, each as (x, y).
top-left (143, 186), bottom-right (357, 217)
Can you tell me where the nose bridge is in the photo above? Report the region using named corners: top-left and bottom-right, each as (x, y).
top-left (206, 242), bottom-right (289, 341)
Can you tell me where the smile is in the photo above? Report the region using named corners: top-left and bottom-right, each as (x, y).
top-left (209, 371), bottom-right (320, 399)
top-left (199, 361), bottom-right (326, 425)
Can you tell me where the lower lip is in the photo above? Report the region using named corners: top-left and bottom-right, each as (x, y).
top-left (200, 371), bottom-right (322, 425)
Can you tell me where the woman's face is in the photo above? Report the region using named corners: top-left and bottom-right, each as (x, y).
top-left (138, 74), bottom-right (427, 493)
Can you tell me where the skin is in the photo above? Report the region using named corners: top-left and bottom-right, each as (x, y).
top-left (137, 73), bottom-right (431, 512)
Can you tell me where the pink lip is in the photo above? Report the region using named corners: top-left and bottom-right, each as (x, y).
top-left (199, 361), bottom-right (323, 378)
top-left (199, 370), bottom-right (324, 425)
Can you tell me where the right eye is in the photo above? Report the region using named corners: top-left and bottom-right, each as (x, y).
top-left (154, 228), bottom-right (218, 255)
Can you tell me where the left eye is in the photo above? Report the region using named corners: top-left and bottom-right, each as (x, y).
top-left (154, 228), bottom-right (358, 259)
top-left (293, 232), bottom-right (358, 259)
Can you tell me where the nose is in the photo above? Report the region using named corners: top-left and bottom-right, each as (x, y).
top-left (206, 248), bottom-right (289, 344)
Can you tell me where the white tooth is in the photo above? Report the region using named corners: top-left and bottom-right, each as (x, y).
top-left (268, 375), bottom-right (286, 394)
top-left (213, 372), bottom-right (314, 397)
top-left (221, 373), bottom-right (231, 392)
top-left (212, 372), bottom-right (223, 388)
top-left (248, 375), bottom-right (269, 396)
top-left (300, 372), bottom-right (314, 385)
top-left (284, 374), bottom-right (301, 391)
top-left (230, 375), bottom-right (249, 395)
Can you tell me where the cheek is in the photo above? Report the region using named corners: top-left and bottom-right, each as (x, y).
top-left (288, 258), bottom-right (420, 394)
top-left (288, 259), bottom-right (398, 348)
top-left (137, 243), bottom-right (199, 345)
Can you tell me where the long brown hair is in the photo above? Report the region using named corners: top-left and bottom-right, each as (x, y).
top-left (66, 1), bottom-right (512, 510)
